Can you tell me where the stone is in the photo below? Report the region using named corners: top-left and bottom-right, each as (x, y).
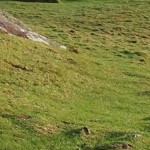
top-left (0, 10), bottom-right (66, 49)
top-left (113, 142), bottom-right (132, 149)
top-left (131, 132), bottom-right (141, 138)
top-left (81, 126), bottom-right (91, 135)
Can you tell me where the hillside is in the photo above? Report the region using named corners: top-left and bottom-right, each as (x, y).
top-left (0, 0), bottom-right (150, 149)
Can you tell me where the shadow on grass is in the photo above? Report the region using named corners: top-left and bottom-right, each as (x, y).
top-left (1, 114), bottom-right (135, 149)
top-left (138, 91), bottom-right (150, 97)
top-left (143, 117), bottom-right (150, 132)
top-left (64, 129), bottom-right (134, 150)
top-left (63, 128), bottom-right (82, 138)
top-left (114, 50), bottom-right (148, 62)
top-left (104, 131), bottom-right (135, 141)
top-left (1, 113), bottom-right (35, 133)
top-left (94, 131), bottom-right (133, 150)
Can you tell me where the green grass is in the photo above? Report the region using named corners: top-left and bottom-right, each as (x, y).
top-left (0, 0), bottom-right (150, 149)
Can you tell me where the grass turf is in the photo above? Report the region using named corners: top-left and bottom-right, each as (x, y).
top-left (0, 0), bottom-right (150, 149)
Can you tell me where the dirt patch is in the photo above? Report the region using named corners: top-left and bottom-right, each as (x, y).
top-left (33, 123), bottom-right (57, 135)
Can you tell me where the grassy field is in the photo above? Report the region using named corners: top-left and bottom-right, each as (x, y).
top-left (0, 0), bottom-right (150, 149)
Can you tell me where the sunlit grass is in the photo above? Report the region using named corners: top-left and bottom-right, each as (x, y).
top-left (0, 0), bottom-right (150, 149)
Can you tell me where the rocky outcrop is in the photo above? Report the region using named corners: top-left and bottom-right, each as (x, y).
top-left (0, 10), bottom-right (66, 49)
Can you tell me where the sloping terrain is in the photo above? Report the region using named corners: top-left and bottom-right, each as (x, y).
top-left (0, 0), bottom-right (150, 149)
top-left (0, 11), bottom-right (65, 48)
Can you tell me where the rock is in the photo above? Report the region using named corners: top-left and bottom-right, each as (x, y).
top-left (81, 126), bottom-right (91, 135)
top-left (60, 45), bottom-right (67, 50)
top-left (0, 10), bottom-right (66, 49)
top-left (0, 26), bottom-right (7, 33)
top-left (122, 143), bottom-right (131, 149)
top-left (112, 142), bottom-right (132, 149)
top-left (131, 132), bottom-right (141, 138)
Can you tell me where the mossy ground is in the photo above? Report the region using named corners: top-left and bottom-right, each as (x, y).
top-left (0, 0), bottom-right (150, 149)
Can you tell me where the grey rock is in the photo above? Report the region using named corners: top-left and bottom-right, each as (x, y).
top-left (0, 10), bottom-right (66, 49)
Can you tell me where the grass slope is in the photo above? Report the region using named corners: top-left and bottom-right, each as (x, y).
top-left (0, 0), bottom-right (150, 149)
